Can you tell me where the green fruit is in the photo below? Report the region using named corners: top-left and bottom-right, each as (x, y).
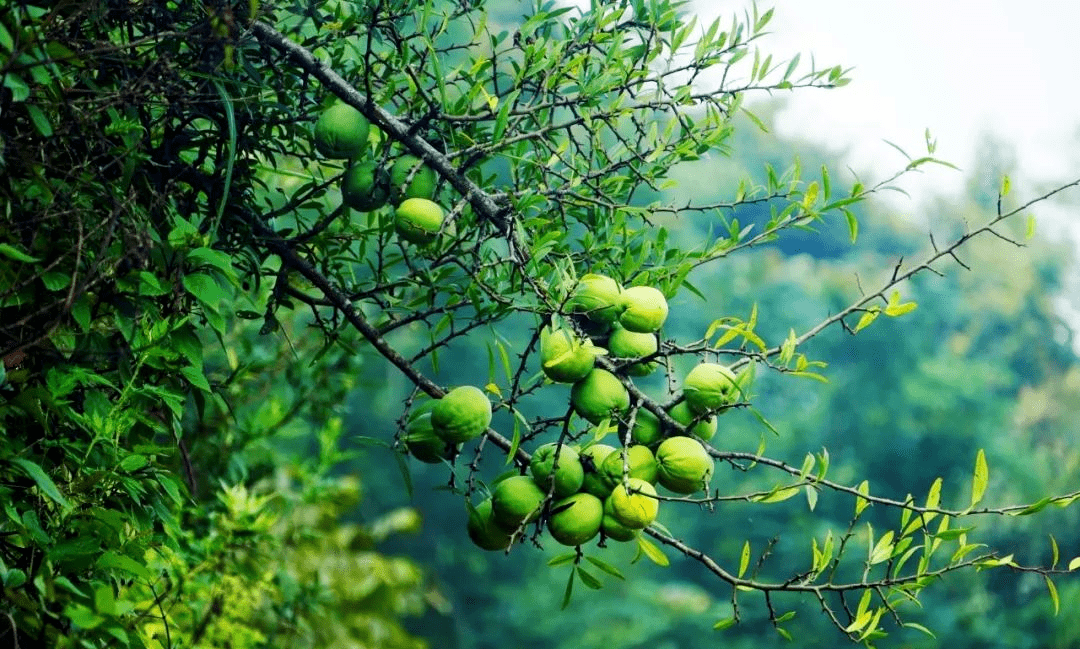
top-left (394, 198), bottom-right (445, 245)
top-left (402, 413), bottom-right (457, 463)
top-left (530, 443), bottom-right (585, 497)
top-left (390, 155), bottom-right (437, 201)
top-left (608, 478), bottom-right (658, 529)
top-left (607, 325), bottom-right (658, 376)
top-left (618, 285), bottom-right (669, 333)
top-left (578, 444), bottom-right (616, 498)
top-left (682, 363), bottom-right (739, 414)
top-left (491, 475), bottom-right (547, 530)
top-left (313, 101), bottom-right (371, 159)
top-left (547, 493), bottom-right (603, 546)
top-left (431, 385), bottom-right (492, 444)
top-left (570, 369), bottom-right (630, 424)
top-left (601, 496), bottom-right (640, 542)
top-left (341, 160), bottom-right (390, 211)
top-left (667, 400), bottom-right (717, 442)
top-left (600, 444), bottom-right (658, 488)
top-left (467, 498), bottom-right (513, 551)
top-left (540, 326), bottom-right (599, 384)
top-left (630, 408), bottom-right (664, 447)
top-left (655, 436), bottom-right (714, 494)
top-left (567, 274), bottom-right (625, 325)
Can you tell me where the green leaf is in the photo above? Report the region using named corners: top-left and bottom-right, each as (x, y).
top-left (1026, 214), bottom-right (1036, 240)
top-left (846, 590), bottom-right (873, 633)
top-left (844, 208), bottom-right (858, 243)
top-left (924, 477), bottom-right (942, 510)
top-left (548, 552), bottom-right (577, 567)
top-left (884, 290), bottom-right (917, 317)
top-left (713, 617), bottom-right (736, 631)
top-left (738, 540), bottom-right (750, 578)
top-left (853, 307), bottom-right (879, 333)
top-left (903, 622), bottom-right (937, 639)
top-left (854, 480), bottom-right (870, 516)
top-left (11, 458), bottom-right (71, 510)
top-left (0, 243), bottom-right (41, 263)
top-left (585, 555), bottom-right (625, 580)
top-left (970, 449), bottom-right (988, 509)
top-left (869, 530), bottom-right (894, 565)
top-left (1068, 557), bottom-right (1080, 571)
top-left (1045, 575), bottom-right (1059, 615)
top-left (560, 568), bottom-right (575, 610)
top-left (636, 536), bottom-right (670, 567)
top-left (753, 485), bottom-right (800, 504)
top-left (27, 104), bottom-right (53, 136)
top-left (576, 565), bottom-right (603, 590)
top-left (96, 551), bottom-right (154, 581)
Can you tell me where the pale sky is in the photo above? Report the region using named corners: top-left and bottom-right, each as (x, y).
top-left (740, 0), bottom-right (1080, 217)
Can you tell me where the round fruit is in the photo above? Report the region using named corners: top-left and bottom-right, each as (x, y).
top-left (630, 407), bottom-right (664, 447)
top-left (667, 400), bottom-right (717, 442)
top-left (390, 155), bottom-right (437, 201)
top-left (341, 160), bottom-right (390, 211)
top-left (608, 478), bottom-right (659, 529)
top-left (601, 495), bottom-right (640, 542)
top-left (655, 436), bottom-right (714, 494)
top-left (600, 444), bottom-right (658, 488)
top-left (547, 493), bottom-right (603, 546)
top-left (567, 274), bottom-right (625, 325)
top-left (540, 326), bottom-right (599, 384)
top-left (619, 285), bottom-right (669, 333)
top-left (530, 443), bottom-right (585, 497)
top-left (491, 475), bottom-right (547, 530)
top-left (579, 444), bottom-right (617, 498)
top-left (682, 363), bottom-right (739, 414)
top-left (313, 101), bottom-right (371, 159)
top-left (394, 198), bottom-right (445, 245)
top-left (607, 325), bottom-right (658, 376)
top-left (467, 498), bottom-right (513, 551)
top-left (401, 413), bottom-right (457, 463)
top-left (570, 369), bottom-right (630, 424)
top-left (431, 385), bottom-right (491, 444)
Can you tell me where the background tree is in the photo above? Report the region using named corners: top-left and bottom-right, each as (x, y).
top-left (1, 0), bottom-right (1079, 647)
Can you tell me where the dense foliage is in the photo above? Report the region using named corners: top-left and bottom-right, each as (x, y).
top-left (2, 0), bottom-right (1079, 647)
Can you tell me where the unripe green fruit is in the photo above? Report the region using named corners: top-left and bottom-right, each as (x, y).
top-left (607, 325), bottom-right (658, 376)
top-left (547, 493), bottom-right (603, 546)
top-left (608, 478), bottom-right (658, 529)
top-left (491, 475), bottom-right (547, 530)
top-left (567, 274), bottom-right (625, 325)
top-left (402, 413), bottom-right (457, 463)
top-left (619, 285), bottom-right (669, 333)
top-left (667, 400), bottom-right (717, 442)
top-left (655, 436), bottom-right (714, 494)
top-left (394, 198), bottom-right (445, 245)
top-left (540, 326), bottom-right (598, 384)
top-left (579, 444), bottom-right (616, 498)
top-left (390, 155), bottom-right (437, 201)
top-left (600, 444), bottom-right (658, 488)
top-left (431, 385), bottom-right (491, 444)
top-left (467, 498), bottom-right (513, 551)
top-left (682, 363), bottom-right (739, 414)
top-left (341, 160), bottom-right (390, 211)
top-left (601, 495), bottom-right (640, 542)
top-left (530, 443), bottom-right (585, 497)
top-left (314, 101), bottom-right (370, 159)
top-left (570, 369), bottom-right (630, 424)
top-left (630, 407), bottom-right (664, 447)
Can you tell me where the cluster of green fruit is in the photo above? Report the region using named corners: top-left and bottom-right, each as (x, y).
top-left (399, 272), bottom-right (751, 551)
top-left (313, 100), bottom-right (449, 245)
